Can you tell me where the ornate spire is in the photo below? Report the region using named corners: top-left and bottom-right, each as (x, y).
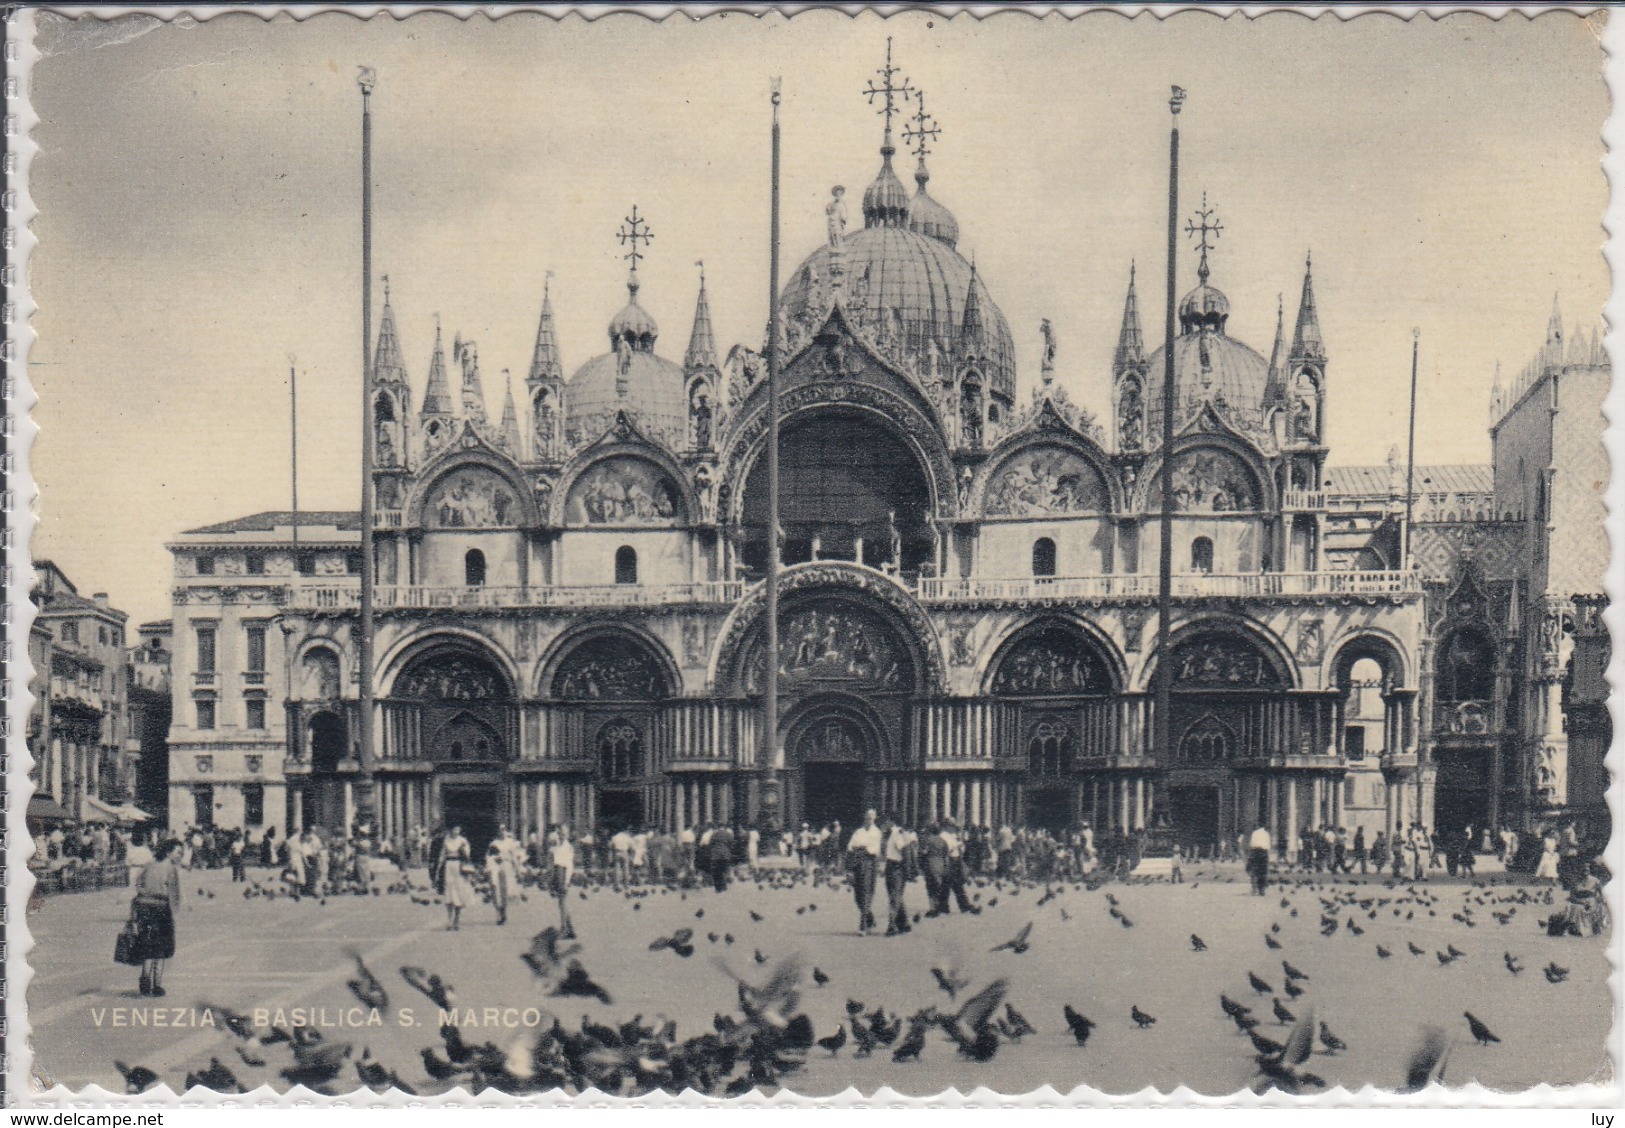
top-left (528, 274), bottom-right (563, 383)
top-left (861, 37), bottom-right (916, 229)
top-left (904, 90), bottom-right (958, 247)
top-left (960, 257), bottom-right (986, 348)
top-left (1289, 252), bottom-right (1325, 360)
top-left (1546, 292), bottom-right (1564, 352)
top-left (420, 316), bottom-right (453, 417)
top-left (372, 279), bottom-right (409, 387)
top-left (1185, 192), bottom-right (1224, 286)
top-left (1114, 262), bottom-right (1145, 369)
top-left (498, 370), bottom-right (521, 455)
top-left (456, 335), bottom-right (488, 427)
top-left (1263, 293), bottom-right (1287, 409)
top-left (611, 206), bottom-right (659, 351)
top-left (685, 261), bottom-right (719, 371)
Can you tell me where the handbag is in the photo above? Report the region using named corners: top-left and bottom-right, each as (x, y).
top-left (114, 915), bottom-right (141, 966)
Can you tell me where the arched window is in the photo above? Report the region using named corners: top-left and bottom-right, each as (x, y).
top-left (1032, 537), bottom-right (1057, 578)
top-left (1027, 720), bottom-right (1072, 777)
top-left (464, 549), bottom-right (486, 587)
top-left (598, 720), bottom-right (643, 782)
top-left (373, 393), bottom-right (395, 424)
top-left (1178, 714), bottom-right (1233, 762)
top-left (1191, 536), bottom-right (1214, 574)
top-left (615, 546), bottom-right (638, 585)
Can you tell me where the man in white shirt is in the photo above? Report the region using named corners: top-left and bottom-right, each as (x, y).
top-left (881, 817), bottom-right (918, 936)
top-left (1247, 823), bottom-right (1272, 895)
top-left (610, 828), bottom-right (634, 885)
top-left (548, 825), bottom-right (576, 939)
top-left (846, 809), bottom-right (883, 935)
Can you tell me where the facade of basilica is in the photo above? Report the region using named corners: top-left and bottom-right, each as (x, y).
top-left (161, 77), bottom-right (1610, 858)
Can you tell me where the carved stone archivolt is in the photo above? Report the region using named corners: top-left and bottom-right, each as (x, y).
top-left (991, 626), bottom-right (1114, 696)
top-left (1171, 635), bottom-right (1283, 688)
top-left (712, 563), bottom-right (948, 696)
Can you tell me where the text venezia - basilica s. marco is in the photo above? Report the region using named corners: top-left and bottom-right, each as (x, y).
top-left (161, 92), bottom-right (1610, 858)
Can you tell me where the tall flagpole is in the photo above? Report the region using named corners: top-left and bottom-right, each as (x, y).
top-left (355, 66), bottom-right (378, 833)
top-left (289, 356), bottom-right (299, 557)
top-left (1153, 87), bottom-right (1185, 829)
top-left (1403, 329), bottom-right (1419, 567)
top-left (759, 77), bottom-right (783, 834)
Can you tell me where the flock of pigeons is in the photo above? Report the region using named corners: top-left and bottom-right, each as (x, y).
top-left (107, 863), bottom-right (1591, 1098)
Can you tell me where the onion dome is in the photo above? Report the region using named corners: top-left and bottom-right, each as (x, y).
top-left (565, 272), bottom-right (686, 447)
top-left (906, 159), bottom-right (959, 248)
top-left (862, 143), bottom-right (912, 228)
top-left (1143, 258), bottom-right (1272, 443)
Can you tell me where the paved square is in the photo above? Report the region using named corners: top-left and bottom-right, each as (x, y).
top-left (24, 863), bottom-right (1612, 1097)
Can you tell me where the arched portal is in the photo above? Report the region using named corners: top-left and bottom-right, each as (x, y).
top-left (782, 697), bottom-right (887, 832)
top-left (1432, 626), bottom-right (1498, 839)
top-left (739, 408), bottom-right (935, 575)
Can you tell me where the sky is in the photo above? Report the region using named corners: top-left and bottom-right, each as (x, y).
top-left (23, 8), bottom-right (1611, 625)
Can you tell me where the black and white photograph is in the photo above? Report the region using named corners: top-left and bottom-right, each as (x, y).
top-left (7, 5), bottom-right (1619, 1106)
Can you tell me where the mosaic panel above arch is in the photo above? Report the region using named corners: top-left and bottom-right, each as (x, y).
top-left (552, 633), bottom-right (672, 702)
top-left (743, 600), bottom-right (914, 696)
top-left (991, 625), bottom-right (1115, 696)
top-left (1169, 634), bottom-right (1285, 689)
top-left (394, 649), bottom-right (511, 701)
top-left (984, 444), bottom-right (1109, 516)
top-left (1146, 447), bottom-right (1261, 512)
top-left (426, 466), bottom-right (522, 529)
top-left (564, 456), bottom-right (684, 526)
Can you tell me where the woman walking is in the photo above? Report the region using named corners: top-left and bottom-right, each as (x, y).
top-left (130, 839), bottom-right (180, 997)
top-left (439, 825), bottom-right (473, 931)
top-left (1535, 827), bottom-right (1561, 884)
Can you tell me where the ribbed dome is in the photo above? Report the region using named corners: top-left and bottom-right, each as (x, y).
top-left (566, 276), bottom-right (685, 448)
top-left (780, 226), bottom-right (1016, 401)
top-left (1143, 329), bottom-right (1272, 442)
top-left (565, 351), bottom-right (687, 447)
top-left (906, 162), bottom-right (959, 247)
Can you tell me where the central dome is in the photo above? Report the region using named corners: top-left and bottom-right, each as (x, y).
top-left (566, 275), bottom-right (686, 448)
top-left (780, 150), bottom-right (1015, 402)
top-left (1143, 276), bottom-right (1272, 441)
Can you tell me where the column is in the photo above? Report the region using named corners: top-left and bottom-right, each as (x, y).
top-left (1134, 778), bottom-right (1145, 831)
top-left (1286, 777), bottom-right (1298, 860)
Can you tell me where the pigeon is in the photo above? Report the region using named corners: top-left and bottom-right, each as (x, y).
top-left (1219, 994), bottom-right (1252, 1020)
top-left (346, 951), bottom-right (390, 1012)
top-left (1318, 1021), bottom-right (1347, 1054)
top-left (991, 922), bottom-right (1034, 954)
top-left (938, 979), bottom-right (1009, 1062)
top-left (1247, 971), bottom-right (1273, 995)
top-left (201, 1004), bottom-right (257, 1041)
top-left (1264, 934), bottom-right (1283, 950)
top-left (1544, 962), bottom-right (1570, 984)
top-left (1436, 950), bottom-right (1457, 966)
top-left (551, 960), bottom-right (613, 1005)
top-left (1283, 961), bottom-right (1309, 982)
top-left (1446, 944), bottom-right (1467, 960)
top-left (1503, 952), bottom-right (1523, 975)
top-left (399, 966), bottom-right (455, 1009)
top-left (1063, 1005), bottom-right (1096, 1046)
top-left (749, 910), bottom-right (764, 923)
top-left (282, 1040), bottom-right (353, 1091)
top-left (420, 1045), bottom-right (465, 1081)
top-left (1191, 933), bottom-right (1208, 952)
top-left (1376, 945), bottom-right (1392, 959)
top-left (752, 949), bottom-right (769, 965)
top-left (520, 927), bottom-right (582, 980)
top-left (891, 1016), bottom-right (929, 1063)
top-left (816, 1024), bottom-right (847, 1055)
top-left (1004, 1002), bottom-right (1036, 1039)
top-left (234, 1043), bottom-right (266, 1068)
top-left (1250, 1030), bottom-right (1285, 1056)
top-left (1273, 998), bottom-right (1297, 1026)
top-left (647, 928), bottom-right (695, 958)
top-left (184, 1057), bottom-right (244, 1093)
top-left (115, 1061), bottom-right (161, 1095)
top-left (932, 966), bottom-right (970, 1000)
top-left (1408, 941), bottom-right (1426, 956)
top-left (1400, 1027), bottom-right (1454, 1093)
top-left (812, 967), bottom-right (830, 987)
top-left (1130, 1005), bottom-right (1157, 1028)
top-left (1463, 1012), bottom-right (1500, 1046)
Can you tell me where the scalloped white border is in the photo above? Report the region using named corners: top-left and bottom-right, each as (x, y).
top-left (4, 2), bottom-right (1621, 1110)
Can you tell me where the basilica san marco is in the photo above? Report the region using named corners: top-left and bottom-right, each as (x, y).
top-left (160, 53), bottom-right (1609, 859)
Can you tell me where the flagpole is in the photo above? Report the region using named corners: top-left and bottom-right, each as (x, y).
top-left (355, 67), bottom-right (378, 834)
top-left (1403, 329), bottom-right (1419, 567)
top-left (759, 77), bottom-right (783, 835)
top-left (1153, 87), bottom-right (1185, 831)
top-left (289, 356), bottom-right (299, 557)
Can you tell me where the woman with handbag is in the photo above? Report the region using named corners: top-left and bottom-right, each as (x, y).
top-left (128, 839), bottom-right (180, 997)
top-left (439, 825), bottom-right (472, 931)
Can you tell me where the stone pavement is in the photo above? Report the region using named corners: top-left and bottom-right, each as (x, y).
top-left (21, 862), bottom-right (1612, 1098)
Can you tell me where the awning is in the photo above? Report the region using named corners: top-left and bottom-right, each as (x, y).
top-left (82, 795), bottom-right (125, 823)
top-left (26, 795), bottom-right (73, 823)
top-left (117, 802), bottom-right (154, 822)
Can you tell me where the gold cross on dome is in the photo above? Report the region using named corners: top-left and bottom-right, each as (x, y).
top-left (863, 36), bottom-right (916, 144)
top-left (1185, 192), bottom-right (1223, 281)
top-left (904, 91), bottom-right (941, 160)
top-left (617, 205), bottom-right (654, 270)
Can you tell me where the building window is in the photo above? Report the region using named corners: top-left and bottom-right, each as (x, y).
top-left (346, 551), bottom-right (364, 575)
top-left (1344, 777), bottom-right (1357, 808)
top-left (615, 546), bottom-right (638, 585)
top-left (1191, 536), bottom-right (1214, 574)
top-left (192, 784), bottom-right (215, 829)
top-left (245, 697), bottom-right (266, 730)
top-left (245, 624), bottom-right (267, 673)
top-left (1032, 537), bottom-right (1057, 578)
top-left (597, 719), bottom-right (644, 781)
top-left (243, 783), bottom-right (265, 827)
top-left (246, 555), bottom-right (265, 576)
top-left (1027, 720), bottom-right (1072, 777)
top-left (61, 621), bottom-right (79, 644)
top-left (297, 553), bottom-right (317, 576)
top-left (98, 625), bottom-right (108, 645)
top-left (196, 554), bottom-right (216, 576)
top-left (1344, 725), bottom-right (1366, 762)
top-left (196, 626), bottom-right (216, 674)
top-left (196, 698), bottom-right (216, 730)
top-left (464, 549), bottom-right (487, 587)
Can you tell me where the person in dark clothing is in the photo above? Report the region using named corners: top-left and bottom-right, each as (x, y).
top-left (708, 825), bottom-right (735, 892)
